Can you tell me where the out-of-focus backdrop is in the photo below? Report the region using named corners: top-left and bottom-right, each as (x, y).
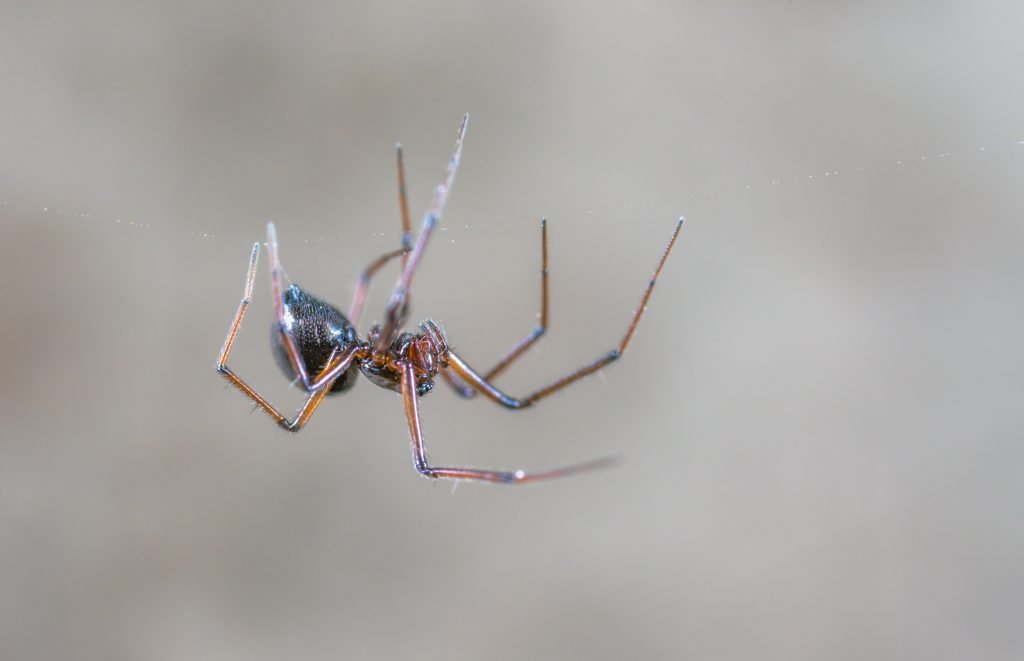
top-left (2, 2), bottom-right (1022, 660)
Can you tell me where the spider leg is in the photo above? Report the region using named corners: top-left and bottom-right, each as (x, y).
top-left (347, 247), bottom-right (407, 330)
top-left (266, 222), bottom-right (314, 389)
top-left (443, 218), bottom-right (684, 409)
top-left (215, 241), bottom-right (357, 430)
top-left (216, 242), bottom-right (261, 375)
top-left (397, 142), bottom-right (413, 270)
top-left (375, 113), bottom-right (469, 354)
top-left (439, 369), bottom-right (476, 398)
top-left (441, 218), bottom-right (549, 399)
top-left (348, 143), bottom-right (418, 330)
top-left (401, 364), bottom-right (616, 484)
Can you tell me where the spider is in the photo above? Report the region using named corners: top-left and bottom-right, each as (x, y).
top-left (215, 114), bottom-right (684, 484)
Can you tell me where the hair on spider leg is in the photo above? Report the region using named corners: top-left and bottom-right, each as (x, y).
top-left (214, 115), bottom-right (685, 485)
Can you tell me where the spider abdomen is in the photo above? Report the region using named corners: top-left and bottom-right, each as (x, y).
top-left (271, 284), bottom-right (360, 394)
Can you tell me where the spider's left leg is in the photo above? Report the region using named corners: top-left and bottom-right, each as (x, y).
top-left (375, 114), bottom-right (469, 354)
top-left (215, 242), bottom-right (357, 430)
top-left (401, 364), bottom-right (615, 484)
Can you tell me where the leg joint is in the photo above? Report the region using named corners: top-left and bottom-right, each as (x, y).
top-left (499, 470), bottom-right (525, 483)
top-left (279, 419), bottom-right (301, 433)
top-left (414, 459), bottom-right (437, 478)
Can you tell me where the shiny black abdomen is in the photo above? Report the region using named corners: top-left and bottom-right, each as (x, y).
top-left (270, 285), bottom-right (360, 394)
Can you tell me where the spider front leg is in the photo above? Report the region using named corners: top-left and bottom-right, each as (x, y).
top-left (400, 364), bottom-right (615, 484)
top-left (443, 218), bottom-right (684, 409)
top-left (215, 241), bottom-right (357, 431)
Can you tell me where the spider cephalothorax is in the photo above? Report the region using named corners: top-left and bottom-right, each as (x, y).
top-left (216, 114), bottom-right (684, 484)
top-left (360, 320), bottom-right (448, 396)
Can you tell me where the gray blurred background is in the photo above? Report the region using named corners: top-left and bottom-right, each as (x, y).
top-left (2, 2), bottom-right (1022, 660)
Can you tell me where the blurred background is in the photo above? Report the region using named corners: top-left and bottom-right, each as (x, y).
top-left (2, 2), bottom-right (1022, 659)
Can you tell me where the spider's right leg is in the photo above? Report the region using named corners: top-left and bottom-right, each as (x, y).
top-left (215, 241), bottom-right (356, 431)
